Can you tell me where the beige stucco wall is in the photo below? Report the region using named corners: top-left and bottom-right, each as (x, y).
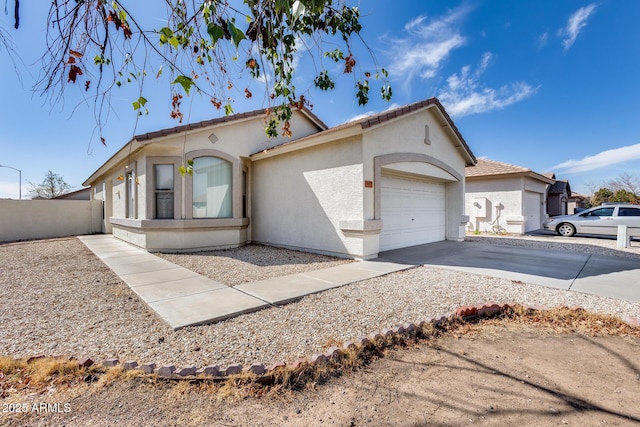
top-left (251, 136), bottom-right (366, 258)
top-left (465, 176), bottom-right (549, 234)
top-left (0, 200), bottom-right (102, 242)
top-left (84, 110), bottom-right (322, 251)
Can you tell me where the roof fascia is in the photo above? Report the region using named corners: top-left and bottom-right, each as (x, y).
top-left (467, 171), bottom-right (555, 184)
top-left (425, 104), bottom-right (476, 166)
top-left (82, 139), bottom-right (145, 186)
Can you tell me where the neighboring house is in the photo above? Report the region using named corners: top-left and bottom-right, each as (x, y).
top-left (83, 98), bottom-right (476, 259)
top-left (546, 177), bottom-right (571, 216)
top-left (52, 187), bottom-right (91, 200)
top-left (568, 192), bottom-right (590, 214)
top-left (465, 159), bottom-right (554, 234)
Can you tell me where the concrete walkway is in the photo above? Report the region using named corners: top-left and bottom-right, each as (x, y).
top-left (78, 235), bottom-right (413, 330)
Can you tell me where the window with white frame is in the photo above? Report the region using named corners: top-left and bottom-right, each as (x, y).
top-left (154, 164), bottom-right (174, 219)
top-left (126, 170), bottom-right (136, 218)
top-left (192, 157), bottom-right (232, 218)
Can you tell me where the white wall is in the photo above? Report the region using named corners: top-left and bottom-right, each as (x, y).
top-left (465, 176), bottom-right (549, 234)
top-left (0, 200), bottom-right (102, 242)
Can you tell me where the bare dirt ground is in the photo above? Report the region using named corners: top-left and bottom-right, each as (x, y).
top-left (2, 320), bottom-right (639, 427)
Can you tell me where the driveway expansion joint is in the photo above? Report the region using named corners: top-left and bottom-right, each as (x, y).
top-left (569, 253), bottom-right (592, 291)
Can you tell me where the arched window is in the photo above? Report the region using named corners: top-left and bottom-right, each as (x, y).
top-left (192, 157), bottom-right (232, 218)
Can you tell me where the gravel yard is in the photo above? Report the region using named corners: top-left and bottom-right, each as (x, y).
top-left (1, 235), bottom-right (639, 369)
top-left (155, 244), bottom-right (353, 286)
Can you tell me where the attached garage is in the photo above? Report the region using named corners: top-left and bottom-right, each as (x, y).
top-left (523, 190), bottom-right (542, 232)
top-left (379, 173), bottom-right (447, 252)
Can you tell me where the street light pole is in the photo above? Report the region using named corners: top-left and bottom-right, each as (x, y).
top-left (0, 164), bottom-right (22, 200)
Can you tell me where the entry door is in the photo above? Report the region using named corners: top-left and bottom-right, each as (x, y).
top-left (523, 191), bottom-right (541, 232)
top-left (379, 174), bottom-right (446, 252)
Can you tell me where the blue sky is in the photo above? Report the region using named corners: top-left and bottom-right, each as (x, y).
top-left (1, 1), bottom-right (640, 198)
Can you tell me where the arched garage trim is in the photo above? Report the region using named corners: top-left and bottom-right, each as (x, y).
top-left (373, 153), bottom-right (462, 220)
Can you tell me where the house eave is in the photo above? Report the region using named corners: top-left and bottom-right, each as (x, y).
top-left (466, 171), bottom-right (555, 184)
top-left (83, 139), bottom-right (146, 186)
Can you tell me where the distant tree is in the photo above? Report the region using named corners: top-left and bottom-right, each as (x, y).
top-left (607, 172), bottom-right (639, 196)
top-left (27, 171), bottom-right (72, 199)
top-left (609, 189), bottom-right (638, 204)
top-left (591, 187), bottom-right (613, 206)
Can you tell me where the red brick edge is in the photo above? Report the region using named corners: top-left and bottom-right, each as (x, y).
top-left (81, 302), bottom-right (639, 381)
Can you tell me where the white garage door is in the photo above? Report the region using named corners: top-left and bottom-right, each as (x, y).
top-left (379, 174), bottom-right (446, 252)
top-left (523, 191), bottom-right (542, 232)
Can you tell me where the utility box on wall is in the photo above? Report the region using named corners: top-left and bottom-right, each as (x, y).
top-left (473, 197), bottom-right (488, 218)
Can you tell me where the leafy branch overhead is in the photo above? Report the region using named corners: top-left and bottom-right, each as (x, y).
top-left (40, 0), bottom-right (392, 144)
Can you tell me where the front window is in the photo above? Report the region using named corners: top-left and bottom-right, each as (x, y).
top-left (192, 157), bottom-right (232, 218)
top-left (155, 164), bottom-right (174, 219)
top-left (126, 170), bottom-right (135, 218)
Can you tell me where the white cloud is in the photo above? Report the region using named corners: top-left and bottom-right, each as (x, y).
top-left (344, 103), bottom-right (401, 123)
top-left (559, 4), bottom-right (597, 51)
top-left (438, 53), bottom-right (538, 117)
top-left (553, 144), bottom-right (640, 173)
top-left (385, 6), bottom-right (471, 86)
top-left (538, 32), bottom-right (548, 49)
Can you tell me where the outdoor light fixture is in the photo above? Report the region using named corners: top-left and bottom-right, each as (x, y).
top-left (0, 164), bottom-right (22, 200)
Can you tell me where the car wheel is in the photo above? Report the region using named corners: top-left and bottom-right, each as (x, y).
top-left (557, 223), bottom-right (576, 237)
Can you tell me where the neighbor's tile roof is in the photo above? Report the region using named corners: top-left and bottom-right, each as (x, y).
top-left (548, 180), bottom-right (569, 195)
top-left (466, 158), bottom-right (555, 184)
top-left (465, 158), bottom-right (532, 177)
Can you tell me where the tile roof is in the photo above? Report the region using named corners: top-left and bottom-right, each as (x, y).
top-left (465, 158), bottom-right (532, 177)
top-left (251, 97), bottom-right (476, 164)
top-left (548, 180), bottom-right (570, 195)
top-left (133, 106), bottom-right (327, 142)
top-left (466, 158), bottom-right (555, 184)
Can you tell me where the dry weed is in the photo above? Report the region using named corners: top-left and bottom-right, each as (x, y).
top-left (2, 306), bottom-right (637, 400)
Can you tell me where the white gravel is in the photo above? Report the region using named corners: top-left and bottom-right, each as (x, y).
top-left (0, 235), bottom-right (639, 369)
top-left (155, 244), bottom-right (353, 286)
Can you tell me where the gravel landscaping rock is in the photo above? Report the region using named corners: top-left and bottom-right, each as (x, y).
top-left (155, 244), bottom-right (353, 286)
top-left (1, 236), bottom-right (639, 370)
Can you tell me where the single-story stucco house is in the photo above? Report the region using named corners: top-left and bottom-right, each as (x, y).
top-left (568, 192), bottom-right (590, 214)
top-left (545, 174), bottom-right (571, 216)
top-left (83, 97), bottom-right (476, 259)
top-left (465, 159), bottom-right (554, 234)
top-left (52, 187), bottom-right (91, 200)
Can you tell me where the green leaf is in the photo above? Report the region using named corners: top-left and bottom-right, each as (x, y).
top-left (381, 85), bottom-right (392, 102)
top-left (207, 23), bottom-right (224, 45)
top-left (169, 36), bottom-right (179, 49)
top-left (227, 21), bottom-right (246, 48)
top-left (172, 75), bottom-right (195, 95)
top-left (93, 55), bottom-right (110, 65)
top-left (224, 104), bottom-right (234, 116)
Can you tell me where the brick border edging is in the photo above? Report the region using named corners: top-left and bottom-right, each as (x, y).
top-left (76, 302), bottom-right (640, 382)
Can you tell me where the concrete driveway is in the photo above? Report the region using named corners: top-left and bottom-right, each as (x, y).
top-left (378, 240), bottom-right (640, 303)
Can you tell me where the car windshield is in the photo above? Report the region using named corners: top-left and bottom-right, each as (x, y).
top-left (581, 207), bottom-right (615, 217)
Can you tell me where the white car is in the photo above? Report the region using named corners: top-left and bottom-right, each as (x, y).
top-left (543, 204), bottom-right (640, 237)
